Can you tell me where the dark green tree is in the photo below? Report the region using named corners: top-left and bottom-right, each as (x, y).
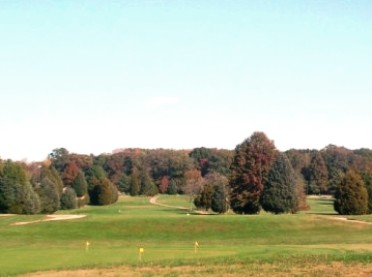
top-left (90, 179), bottom-right (112, 205)
top-left (194, 182), bottom-right (213, 211)
top-left (261, 153), bottom-right (298, 214)
top-left (71, 169), bottom-right (89, 207)
top-left (85, 164), bottom-right (118, 206)
top-left (0, 160), bottom-right (40, 214)
top-left (72, 170), bottom-right (88, 197)
top-left (116, 173), bottom-right (131, 194)
top-left (49, 148), bottom-right (70, 172)
top-left (140, 170), bottom-right (158, 196)
top-left (60, 187), bottom-right (78, 210)
top-left (211, 182), bottom-right (229, 214)
top-left (307, 152), bottom-right (328, 194)
top-left (110, 181), bottom-right (119, 203)
top-left (195, 172), bottom-right (229, 212)
top-left (294, 174), bottom-right (309, 211)
top-left (334, 171), bottom-right (368, 215)
top-left (362, 172), bottom-right (372, 214)
top-left (167, 179), bottom-right (178, 195)
top-left (129, 168), bottom-right (141, 196)
top-left (32, 165), bottom-right (64, 197)
top-left (229, 132), bottom-right (276, 214)
top-left (189, 147), bottom-right (233, 177)
top-left (90, 178), bottom-right (118, 206)
top-left (36, 177), bottom-right (60, 214)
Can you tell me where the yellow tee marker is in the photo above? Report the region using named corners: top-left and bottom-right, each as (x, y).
top-left (194, 241), bottom-right (199, 253)
top-left (139, 247), bottom-right (144, 262)
top-left (85, 241), bottom-right (90, 252)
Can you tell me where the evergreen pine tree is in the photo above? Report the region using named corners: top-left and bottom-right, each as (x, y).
top-left (36, 177), bottom-right (60, 214)
top-left (0, 160), bottom-right (40, 214)
top-left (363, 173), bottom-right (372, 213)
top-left (211, 183), bottom-right (229, 214)
top-left (60, 187), bottom-right (78, 210)
top-left (130, 168), bottom-right (141, 196)
top-left (307, 152), bottom-right (328, 194)
top-left (261, 153), bottom-right (298, 214)
top-left (167, 179), bottom-right (178, 195)
top-left (140, 171), bottom-right (158, 196)
top-left (72, 170), bottom-right (88, 197)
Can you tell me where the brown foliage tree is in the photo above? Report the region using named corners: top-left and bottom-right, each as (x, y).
top-left (229, 132), bottom-right (276, 214)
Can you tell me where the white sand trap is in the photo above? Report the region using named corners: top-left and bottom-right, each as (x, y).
top-left (12, 214), bottom-right (86, 226)
top-left (323, 215), bottom-right (372, 225)
top-left (46, 214), bottom-right (86, 221)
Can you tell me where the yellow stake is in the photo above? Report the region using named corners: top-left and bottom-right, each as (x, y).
top-left (139, 247), bottom-right (144, 262)
top-left (194, 241), bottom-right (199, 253)
top-left (85, 241), bottom-right (90, 252)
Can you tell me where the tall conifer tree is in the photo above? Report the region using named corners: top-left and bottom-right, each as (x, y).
top-left (261, 153), bottom-right (298, 214)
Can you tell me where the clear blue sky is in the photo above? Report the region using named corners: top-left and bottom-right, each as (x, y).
top-left (0, 0), bottom-right (371, 161)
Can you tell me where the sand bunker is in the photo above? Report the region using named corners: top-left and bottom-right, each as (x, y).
top-left (12, 214), bottom-right (86, 226)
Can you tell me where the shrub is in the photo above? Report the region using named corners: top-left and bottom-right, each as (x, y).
top-left (334, 171), bottom-right (368, 215)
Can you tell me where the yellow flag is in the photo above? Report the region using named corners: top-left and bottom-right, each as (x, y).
top-left (194, 241), bottom-right (199, 254)
top-left (85, 241), bottom-right (91, 252)
top-left (139, 247), bottom-right (144, 262)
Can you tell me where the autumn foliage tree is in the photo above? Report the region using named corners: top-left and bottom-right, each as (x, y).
top-left (183, 169), bottom-right (204, 201)
top-left (62, 161), bottom-right (80, 187)
top-left (189, 147), bottom-right (233, 177)
top-left (229, 132), bottom-right (276, 214)
top-left (158, 176), bottom-right (170, 193)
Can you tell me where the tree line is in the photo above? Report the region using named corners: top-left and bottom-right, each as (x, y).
top-left (1, 131), bottom-right (372, 215)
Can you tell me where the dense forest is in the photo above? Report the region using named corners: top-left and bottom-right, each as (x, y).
top-left (1, 132), bottom-right (372, 215)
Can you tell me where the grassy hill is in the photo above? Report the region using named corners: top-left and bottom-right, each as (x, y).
top-left (0, 195), bottom-right (372, 276)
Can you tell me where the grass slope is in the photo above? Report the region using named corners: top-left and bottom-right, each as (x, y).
top-left (0, 195), bottom-right (372, 276)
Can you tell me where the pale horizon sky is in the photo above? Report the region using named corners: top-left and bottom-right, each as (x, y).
top-left (1, 0), bottom-right (372, 162)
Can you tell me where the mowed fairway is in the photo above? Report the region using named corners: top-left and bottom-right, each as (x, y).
top-left (1, 196), bottom-right (372, 276)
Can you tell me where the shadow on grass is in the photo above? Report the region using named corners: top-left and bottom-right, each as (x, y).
top-left (155, 207), bottom-right (217, 216)
top-left (306, 212), bottom-right (338, 215)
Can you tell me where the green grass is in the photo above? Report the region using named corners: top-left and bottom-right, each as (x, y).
top-left (156, 194), bottom-right (194, 209)
top-left (301, 196), bottom-right (336, 215)
top-left (1, 195), bottom-right (372, 276)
